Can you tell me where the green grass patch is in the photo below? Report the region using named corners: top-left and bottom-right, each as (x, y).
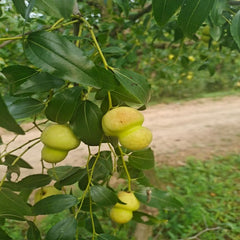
top-left (153, 155), bottom-right (240, 240)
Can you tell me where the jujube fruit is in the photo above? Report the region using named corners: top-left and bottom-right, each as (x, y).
top-left (41, 124), bottom-right (80, 150)
top-left (115, 191), bottom-right (140, 211)
top-left (110, 207), bottom-right (133, 224)
top-left (110, 191), bottom-right (140, 224)
top-left (41, 145), bottom-right (68, 163)
top-left (102, 107), bottom-right (152, 151)
top-left (40, 124), bottom-right (80, 163)
top-left (34, 186), bottom-right (62, 203)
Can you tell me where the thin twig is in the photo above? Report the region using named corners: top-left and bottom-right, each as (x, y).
top-left (178, 227), bottom-right (221, 240)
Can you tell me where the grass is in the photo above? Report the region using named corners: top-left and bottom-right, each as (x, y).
top-left (152, 155), bottom-right (240, 240)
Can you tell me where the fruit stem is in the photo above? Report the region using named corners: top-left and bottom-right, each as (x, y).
top-left (89, 195), bottom-right (96, 240)
top-left (0, 140), bottom-right (41, 190)
top-left (74, 143), bottom-right (102, 218)
top-left (48, 18), bottom-right (65, 31)
top-left (107, 91), bottom-right (113, 110)
top-left (117, 145), bottom-right (131, 192)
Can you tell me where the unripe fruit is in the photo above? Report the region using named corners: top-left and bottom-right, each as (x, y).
top-left (115, 191), bottom-right (140, 211)
top-left (41, 145), bottom-right (68, 163)
top-left (41, 124), bottom-right (80, 151)
top-left (34, 186), bottom-right (62, 203)
top-left (119, 126), bottom-right (152, 151)
top-left (102, 107), bottom-right (152, 151)
top-left (202, 26), bottom-right (210, 36)
top-left (110, 207), bottom-right (133, 224)
top-left (102, 107), bottom-right (144, 136)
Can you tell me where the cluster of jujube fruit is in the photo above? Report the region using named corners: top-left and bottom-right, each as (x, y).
top-left (39, 106), bottom-right (152, 224)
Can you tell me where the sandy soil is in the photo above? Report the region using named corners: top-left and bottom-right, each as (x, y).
top-left (1, 95), bottom-right (240, 178)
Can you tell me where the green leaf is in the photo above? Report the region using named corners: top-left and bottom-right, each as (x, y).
top-left (35, 0), bottom-right (75, 19)
top-left (4, 154), bottom-right (33, 169)
top-left (85, 214), bottom-right (104, 234)
top-left (45, 87), bottom-right (82, 124)
top-left (0, 188), bottom-right (32, 220)
top-left (0, 228), bottom-right (12, 240)
top-left (135, 188), bottom-right (182, 209)
top-left (12, 0), bottom-right (26, 18)
top-left (16, 72), bottom-right (65, 95)
top-left (17, 174), bottom-right (52, 189)
top-left (153, 0), bottom-right (183, 26)
top-left (178, 0), bottom-right (215, 37)
top-left (89, 151), bottom-right (113, 181)
top-left (7, 97), bottom-right (44, 119)
top-left (0, 95), bottom-right (24, 135)
top-left (25, 31), bottom-right (101, 88)
top-left (46, 216), bottom-right (77, 240)
top-left (2, 65), bottom-right (37, 94)
top-left (53, 167), bottom-right (88, 188)
top-left (27, 221), bottom-right (41, 240)
top-left (112, 69), bottom-right (151, 105)
top-left (113, 0), bottom-right (130, 16)
top-left (133, 211), bottom-right (163, 225)
top-left (97, 234), bottom-right (120, 240)
top-left (231, 10), bottom-right (240, 50)
top-left (32, 195), bottom-right (78, 215)
top-left (71, 100), bottom-right (103, 146)
top-left (47, 166), bottom-right (76, 180)
top-left (129, 148), bottom-right (155, 170)
top-left (90, 185), bottom-right (118, 207)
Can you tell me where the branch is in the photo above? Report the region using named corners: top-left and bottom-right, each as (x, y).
top-left (129, 4), bottom-right (152, 22)
top-left (229, 1), bottom-right (240, 5)
top-left (178, 227), bottom-right (221, 240)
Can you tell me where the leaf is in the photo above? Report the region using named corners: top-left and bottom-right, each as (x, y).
top-left (90, 185), bottom-right (118, 207)
top-left (17, 174), bottom-right (52, 189)
top-left (12, 0), bottom-right (26, 18)
top-left (129, 148), bottom-right (155, 170)
top-left (7, 97), bottom-right (44, 119)
top-left (0, 95), bottom-right (24, 135)
top-left (88, 151), bottom-right (113, 181)
top-left (32, 195), bottom-right (78, 215)
top-left (45, 216), bottom-right (77, 240)
top-left (71, 100), bottom-right (103, 146)
top-left (35, 0), bottom-right (75, 19)
top-left (4, 154), bottom-right (33, 169)
top-left (135, 188), bottom-right (182, 209)
top-left (47, 166), bottom-right (76, 180)
top-left (53, 167), bottom-right (88, 188)
top-left (231, 10), bottom-right (240, 50)
top-left (27, 221), bottom-right (41, 240)
top-left (178, 0), bottom-right (215, 37)
top-left (112, 69), bottom-right (151, 105)
top-left (133, 211), bottom-right (163, 225)
top-left (0, 228), bottom-right (12, 240)
top-left (85, 214), bottom-right (104, 234)
top-left (16, 72), bottom-right (65, 95)
top-left (2, 65), bottom-right (37, 94)
top-left (25, 31), bottom-right (101, 88)
top-left (0, 188), bottom-right (32, 220)
top-left (45, 87), bottom-right (82, 124)
top-left (153, 0), bottom-right (183, 26)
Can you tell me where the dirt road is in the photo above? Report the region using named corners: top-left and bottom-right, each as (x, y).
top-left (1, 95), bottom-right (240, 177)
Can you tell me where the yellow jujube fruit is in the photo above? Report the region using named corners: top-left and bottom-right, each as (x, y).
top-left (115, 191), bottom-right (140, 211)
top-left (41, 124), bottom-right (80, 151)
top-left (110, 207), bottom-right (133, 224)
top-left (102, 107), bottom-right (152, 151)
